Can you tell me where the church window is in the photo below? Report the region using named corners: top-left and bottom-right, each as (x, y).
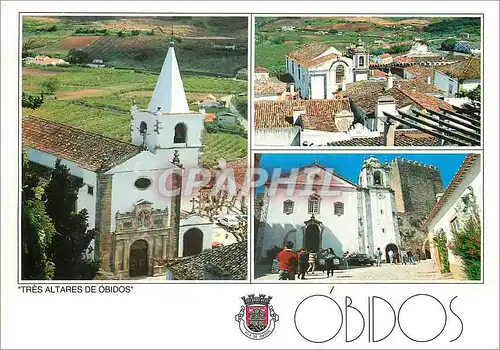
top-left (87, 185), bottom-right (94, 195)
top-left (174, 123), bottom-right (187, 143)
top-left (334, 202), bottom-right (344, 216)
top-left (283, 200), bottom-right (294, 215)
top-left (139, 121), bottom-right (147, 134)
top-left (374, 171), bottom-right (383, 186)
top-left (359, 56), bottom-right (365, 67)
top-left (134, 177), bottom-right (152, 190)
top-left (308, 195), bottom-right (321, 215)
top-left (382, 228), bottom-right (386, 233)
top-left (336, 65), bottom-right (345, 84)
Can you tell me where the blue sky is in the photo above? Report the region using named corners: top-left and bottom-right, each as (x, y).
top-left (257, 153), bottom-right (469, 192)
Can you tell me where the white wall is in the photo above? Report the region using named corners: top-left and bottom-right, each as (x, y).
top-left (427, 159), bottom-right (482, 267)
top-left (461, 79), bottom-right (480, 91)
top-left (369, 190), bottom-right (398, 254)
top-left (254, 128), bottom-right (300, 146)
top-left (254, 94), bottom-right (279, 101)
top-left (434, 71), bottom-right (459, 97)
top-left (178, 215), bottom-right (213, 257)
top-left (300, 129), bottom-right (350, 145)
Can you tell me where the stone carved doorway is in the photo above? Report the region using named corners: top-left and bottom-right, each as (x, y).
top-left (129, 239), bottom-right (149, 277)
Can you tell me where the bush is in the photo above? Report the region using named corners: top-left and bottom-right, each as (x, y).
top-left (451, 187), bottom-right (481, 280)
top-left (117, 31), bottom-right (125, 37)
top-left (456, 85), bottom-right (481, 102)
top-left (441, 38), bottom-right (457, 51)
top-left (131, 30), bottom-right (140, 36)
top-left (66, 48), bottom-right (90, 64)
top-left (433, 229), bottom-right (450, 274)
top-left (40, 77), bottom-right (59, 95)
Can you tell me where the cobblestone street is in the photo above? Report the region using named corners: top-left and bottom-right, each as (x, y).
top-left (254, 259), bottom-right (454, 282)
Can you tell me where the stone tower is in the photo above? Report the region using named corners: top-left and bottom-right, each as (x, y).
top-left (130, 42), bottom-right (205, 166)
top-left (390, 157), bottom-right (444, 249)
top-left (358, 156), bottom-right (400, 258)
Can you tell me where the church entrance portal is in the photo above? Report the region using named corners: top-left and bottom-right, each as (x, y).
top-left (304, 225), bottom-right (320, 252)
top-left (385, 243), bottom-right (398, 263)
top-left (183, 228), bottom-right (203, 257)
top-left (129, 239), bottom-right (149, 277)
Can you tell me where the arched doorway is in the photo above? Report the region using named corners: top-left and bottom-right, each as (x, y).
top-left (385, 243), bottom-right (398, 263)
top-left (129, 239), bottom-right (149, 277)
top-left (424, 240), bottom-right (431, 259)
top-left (304, 225), bottom-right (320, 252)
top-left (183, 228), bottom-right (203, 257)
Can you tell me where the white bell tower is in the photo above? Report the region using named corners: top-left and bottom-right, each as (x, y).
top-left (358, 156), bottom-right (400, 258)
top-left (352, 35), bottom-right (369, 82)
top-left (131, 42), bottom-right (205, 166)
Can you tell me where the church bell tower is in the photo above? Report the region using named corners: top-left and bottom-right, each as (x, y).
top-left (130, 42), bottom-right (205, 166)
top-left (352, 35), bottom-right (369, 82)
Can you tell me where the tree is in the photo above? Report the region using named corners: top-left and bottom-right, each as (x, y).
top-left (117, 30), bottom-right (125, 37)
top-left (328, 28), bottom-right (338, 34)
top-left (456, 85), bottom-right (481, 102)
top-left (66, 48), bottom-right (90, 64)
top-left (22, 92), bottom-right (44, 110)
top-left (45, 160), bottom-right (99, 279)
top-left (22, 155), bottom-right (55, 280)
top-left (131, 30), bottom-right (140, 36)
top-left (440, 38), bottom-right (457, 51)
top-left (40, 77), bottom-right (59, 95)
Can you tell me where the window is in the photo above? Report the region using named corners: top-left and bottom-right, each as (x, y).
top-left (450, 217), bottom-right (460, 232)
top-left (174, 123), bottom-right (187, 143)
top-left (382, 228), bottom-right (386, 233)
top-left (283, 200), bottom-right (294, 215)
top-left (359, 56), bottom-right (365, 67)
top-left (336, 65), bottom-right (345, 84)
top-left (380, 209), bottom-right (384, 215)
top-left (87, 185), bottom-right (94, 195)
top-left (139, 121), bottom-right (147, 134)
top-left (334, 202), bottom-right (344, 216)
top-left (298, 65), bottom-right (301, 79)
top-left (308, 195), bottom-right (321, 215)
top-left (448, 80), bottom-right (454, 95)
top-left (374, 171), bottom-right (383, 186)
top-left (292, 62), bottom-right (295, 74)
top-left (134, 177), bottom-right (152, 190)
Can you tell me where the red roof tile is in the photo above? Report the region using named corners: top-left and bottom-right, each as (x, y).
top-left (23, 116), bottom-right (140, 171)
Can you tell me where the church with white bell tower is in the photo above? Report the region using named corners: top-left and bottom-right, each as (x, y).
top-left (130, 42), bottom-right (205, 166)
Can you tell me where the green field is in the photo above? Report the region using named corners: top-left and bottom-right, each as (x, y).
top-left (23, 66), bottom-right (248, 165)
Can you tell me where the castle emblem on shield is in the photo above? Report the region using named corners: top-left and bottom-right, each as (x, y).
top-left (235, 294), bottom-right (279, 340)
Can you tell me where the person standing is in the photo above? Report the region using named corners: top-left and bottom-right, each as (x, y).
top-left (325, 248), bottom-right (335, 278)
top-left (376, 247), bottom-right (383, 267)
top-left (277, 241), bottom-right (297, 280)
top-left (408, 250), bottom-right (415, 265)
top-left (401, 249), bottom-right (408, 265)
top-left (298, 249), bottom-right (309, 280)
top-left (307, 250), bottom-right (317, 274)
top-left (388, 249), bottom-right (394, 264)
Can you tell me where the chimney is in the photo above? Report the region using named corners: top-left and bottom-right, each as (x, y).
top-left (386, 70), bottom-right (393, 90)
top-left (426, 76), bottom-right (431, 85)
top-left (382, 119), bottom-right (397, 147)
top-left (292, 106), bottom-right (306, 124)
top-left (290, 83), bottom-right (295, 94)
top-left (341, 78), bottom-right (347, 92)
top-left (375, 95), bottom-right (396, 132)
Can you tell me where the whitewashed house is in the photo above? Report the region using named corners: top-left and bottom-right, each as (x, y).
top-left (256, 157), bottom-right (400, 262)
top-left (423, 154), bottom-right (481, 279)
top-left (433, 57), bottom-right (480, 97)
top-left (23, 42), bottom-right (214, 279)
top-left (284, 36), bottom-right (369, 100)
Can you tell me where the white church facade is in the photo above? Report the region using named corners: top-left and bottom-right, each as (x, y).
top-left (23, 42), bottom-right (214, 279)
top-left (285, 36), bottom-right (369, 100)
top-left (256, 157), bottom-right (401, 262)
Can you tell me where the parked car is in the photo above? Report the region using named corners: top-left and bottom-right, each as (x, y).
top-left (217, 215), bottom-right (240, 229)
top-left (346, 253), bottom-right (375, 266)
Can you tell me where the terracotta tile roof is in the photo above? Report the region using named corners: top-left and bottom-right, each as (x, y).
top-left (345, 80), bottom-right (441, 114)
top-left (397, 89), bottom-right (455, 112)
top-left (254, 77), bottom-right (287, 95)
top-left (422, 154), bottom-right (480, 229)
top-left (380, 53), bottom-right (391, 58)
top-left (405, 65), bottom-right (434, 78)
top-left (394, 56), bottom-right (415, 63)
top-left (371, 69), bottom-right (387, 78)
top-left (220, 158), bottom-right (248, 189)
top-left (286, 42), bottom-right (338, 67)
top-left (164, 241), bottom-right (247, 280)
top-left (436, 57), bottom-right (481, 80)
top-left (23, 116), bottom-right (140, 171)
top-left (204, 113), bottom-right (216, 123)
top-left (329, 129), bottom-right (440, 147)
top-left (254, 99), bottom-right (351, 130)
top-left (255, 66), bottom-right (268, 73)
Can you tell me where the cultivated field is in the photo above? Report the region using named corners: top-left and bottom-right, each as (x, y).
top-left (22, 66), bottom-right (248, 165)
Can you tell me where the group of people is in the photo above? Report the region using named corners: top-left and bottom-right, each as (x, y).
top-left (377, 247), bottom-right (418, 266)
top-left (276, 242), bottom-right (340, 280)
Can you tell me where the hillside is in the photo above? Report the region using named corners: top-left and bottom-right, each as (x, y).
top-left (255, 16), bottom-right (481, 73)
top-left (23, 16), bottom-right (248, 76)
